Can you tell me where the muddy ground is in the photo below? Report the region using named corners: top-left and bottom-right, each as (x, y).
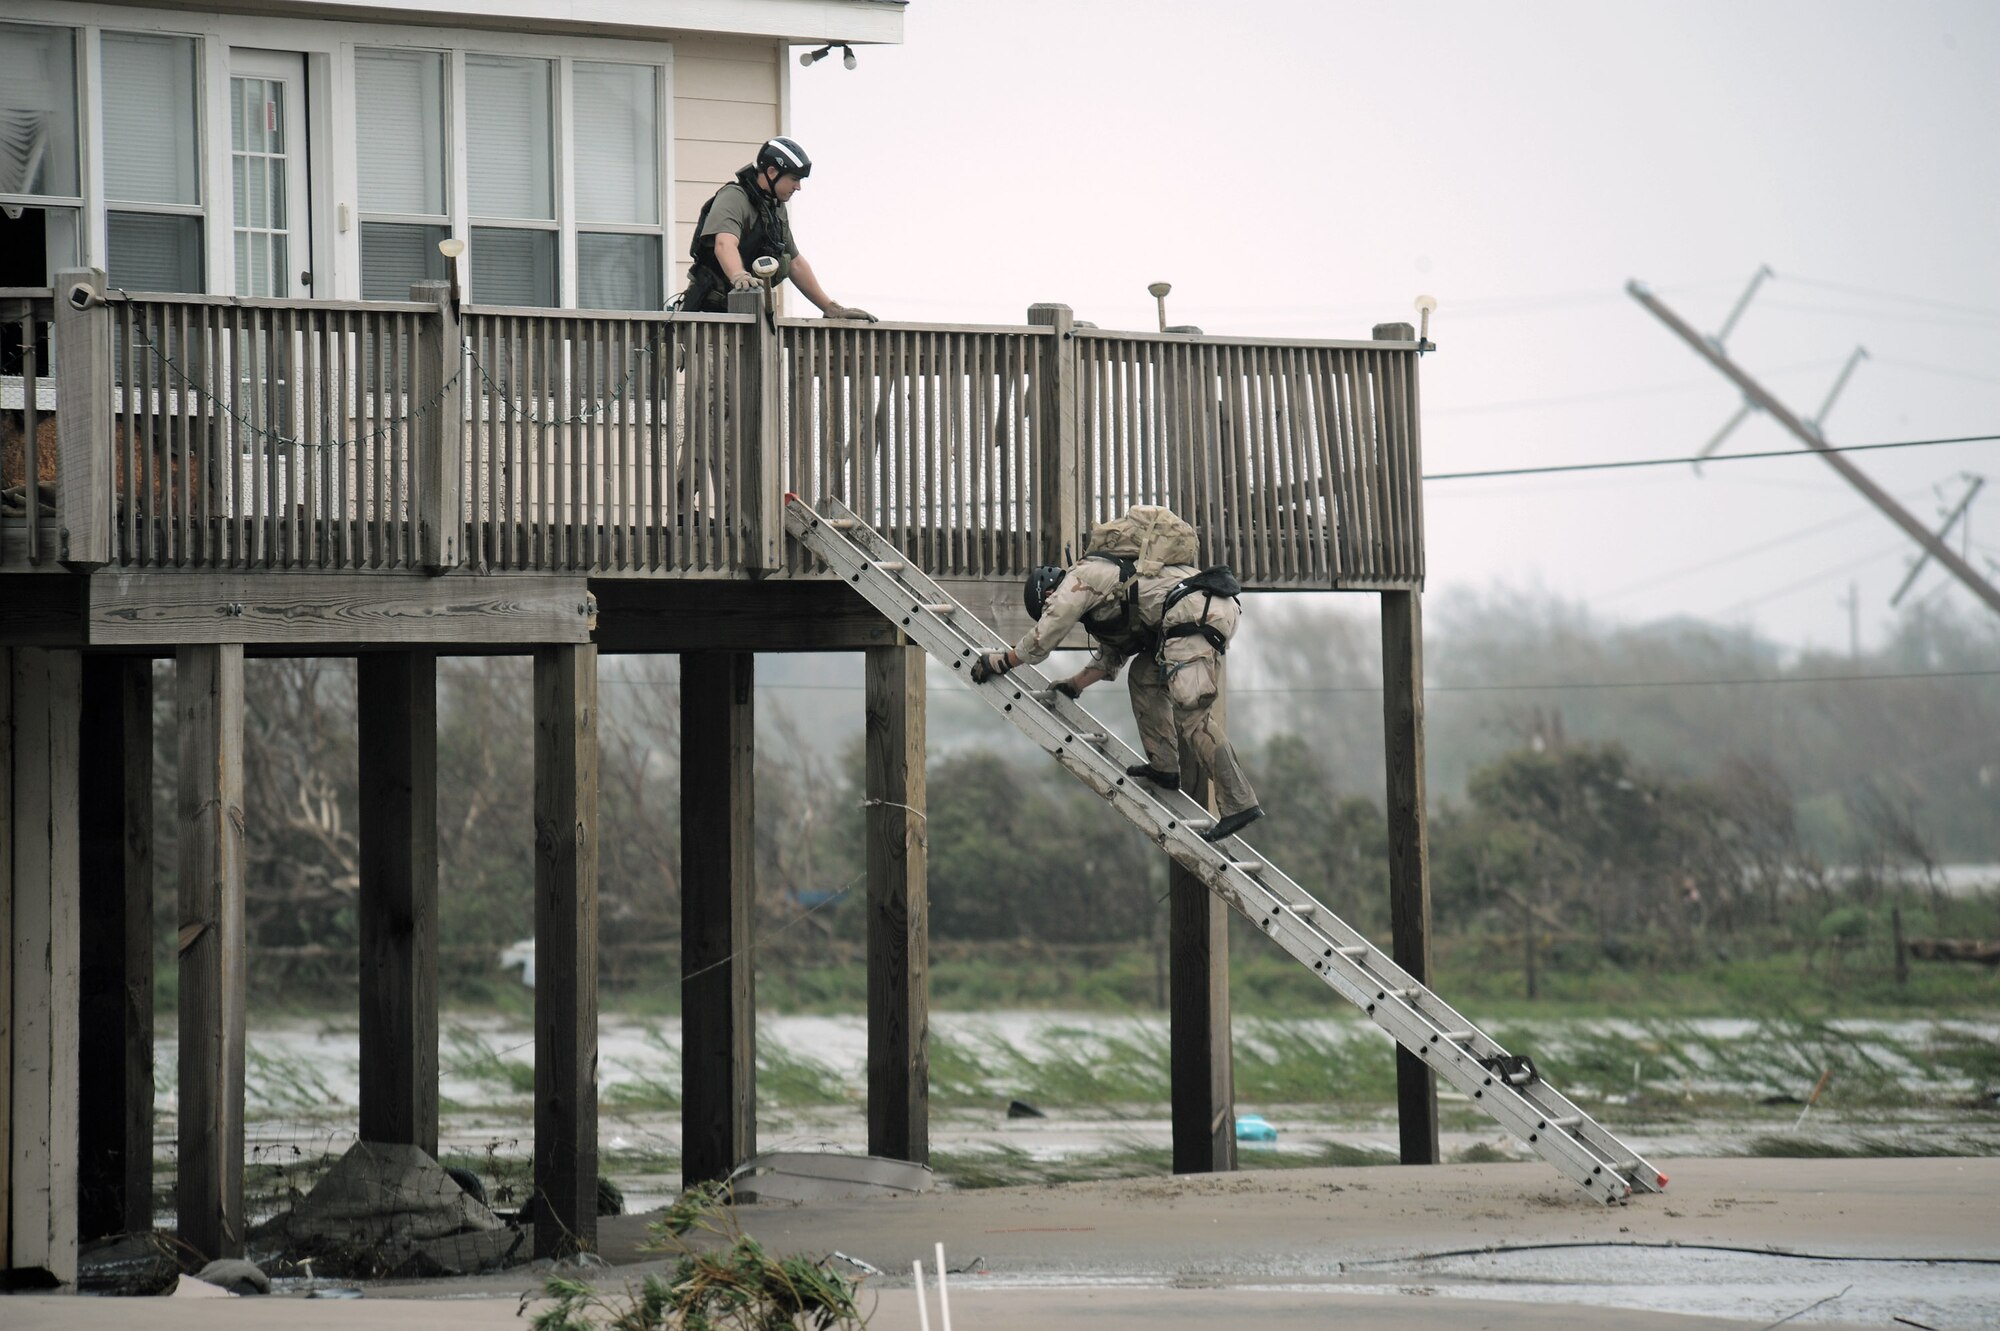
top-left (12, 1157), bottom-right (1999, 1329)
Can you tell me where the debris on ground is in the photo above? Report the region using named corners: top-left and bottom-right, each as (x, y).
top-left (254, 1139), bottom-right (522, 1278)
top-left (195, 1258), bottom-right (270, 1295)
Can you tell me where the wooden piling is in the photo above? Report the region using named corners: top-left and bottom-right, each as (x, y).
top-left (78, 656), bottom-right (154, 1240)
top-left (865, 644), bottom-right (929, 1164)
top-left (176, 643), bottom-right (246, 1259)
top-left (358, 651), bottom-right (440, 1154)
top-left (534, 644), bottom-right (599, 1257)
top-left (680, 651), bottom-right (756, 1187)
top-left (1171, 754), bottom-right (1236, 1174)
top-left (1381, 588), bottom-right (1440, 1164)
top-left (5, 648), bottom-right (83, 1282)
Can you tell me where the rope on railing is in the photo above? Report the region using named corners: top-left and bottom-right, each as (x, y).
top-left (126, 323), bottom-right (463, 454)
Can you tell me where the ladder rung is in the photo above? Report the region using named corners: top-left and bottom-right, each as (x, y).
top-left (1224, 860), bottom-right (1262, 874)
top-left (826, 518), bottom-right (859, 530)
top-left (1289, 900), bottom-right (1315, 917)
top-left (1333, 945), bottom-right (1368, 958)
top-left (1548, 1115), bottom-right (1583, 1129)
top-left (1439, 1029), bottom-right (1474, 1042)
top-left (1077, 731), bottom-right (1107, 743)
top-left (872, 560), bottom-right (907, 574)
top-left (919, 603), bottom-right (954, 615)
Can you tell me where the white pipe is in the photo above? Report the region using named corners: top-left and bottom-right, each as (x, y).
top-left (934, 1242), bottom-right (954, 1331)
top-left (912, 1259), bottom-right (933, 1331)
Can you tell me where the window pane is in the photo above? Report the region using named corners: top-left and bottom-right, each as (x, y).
top-left (102, 32), bottom-right (200, 205)
top-left (0, 206), bottom-right (77, 286)
top-left (471, 226), bottom-right (555, 306)
top-left (356, 48), bottom-right (446, 216)
top-left (360, 221), bottom-right (450, 301)
top-left (578, 232), bottom-right (661, 310)
top-left (573, 63), bottom-right (657, 225)
top-left (466, 55), bottom-right (551, 220)
top-left (107, 210), bottom-right (204, 292)
top-left (0, 23), bottom-right (80, 197)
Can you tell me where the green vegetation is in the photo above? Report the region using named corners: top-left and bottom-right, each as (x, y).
top-left (528, 1181), bottom-right (867, 1331)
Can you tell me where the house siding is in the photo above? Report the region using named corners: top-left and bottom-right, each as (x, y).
top-left (670, 35), bottom-right (783, 295)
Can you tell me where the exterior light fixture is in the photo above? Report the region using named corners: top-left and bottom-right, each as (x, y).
top-left (1148, 281), bottom-right (1172, 333)
top-left (1414, 293), bottom-right (1437, 352)
top-left (801, 43), bottom-right (858, 69)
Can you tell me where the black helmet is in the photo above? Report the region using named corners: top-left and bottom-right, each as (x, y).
top-left (757, 136), bottom-right (812, 179)
top-left (1024, 565), bottom-right (1067, 621)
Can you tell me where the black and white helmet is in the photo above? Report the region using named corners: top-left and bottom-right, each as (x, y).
top-left (1024, 565), bottom-right (1068, 621)
top-left (756, 136), bottom-right (812, 180)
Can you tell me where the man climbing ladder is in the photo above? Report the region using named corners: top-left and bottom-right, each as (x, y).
top-left (969, 505), bottom-right (1264, 843)
top-left (786, 493), bottom-right (1667, 1204)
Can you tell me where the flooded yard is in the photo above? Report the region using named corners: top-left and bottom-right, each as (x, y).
top-left (152, 1011), bottom-right (2000, 1220)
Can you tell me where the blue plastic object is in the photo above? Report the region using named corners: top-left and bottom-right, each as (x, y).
top-left (1234, 1113), bottom-right (1277, 1143)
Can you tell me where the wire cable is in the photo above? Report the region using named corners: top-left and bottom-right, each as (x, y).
top-left (1424, 432), bottom-right (2000, 482)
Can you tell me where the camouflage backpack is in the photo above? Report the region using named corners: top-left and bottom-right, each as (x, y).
top-left (1084, 505), bottom-right (1199, 576)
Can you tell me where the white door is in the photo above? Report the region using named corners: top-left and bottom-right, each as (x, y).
top-left (228, 50), bottom-right (312, 297)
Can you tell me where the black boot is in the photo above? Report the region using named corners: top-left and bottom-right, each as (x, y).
top-left (1199, 805), bottom-right (1264, 843)
top-left (1124, 763), bottom-right (1179, 789)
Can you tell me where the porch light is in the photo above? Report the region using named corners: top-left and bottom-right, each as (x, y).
top-left (1148, 281), bottom-right (1171, 333)
top-left (800, 44), bottom-right (857, 69)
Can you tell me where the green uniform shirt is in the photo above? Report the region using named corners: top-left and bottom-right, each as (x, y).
top-left (699, 180), bottom-right (799, 278)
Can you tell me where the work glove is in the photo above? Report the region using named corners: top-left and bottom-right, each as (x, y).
top-left (825, 304), bottom-right (879, 322)
top-left (969, 650), bottom-right (1013, 684)
top-left (1053, 679), bottom-right (1082, 699)
top-left (730, 271), bottom-right (762, 293)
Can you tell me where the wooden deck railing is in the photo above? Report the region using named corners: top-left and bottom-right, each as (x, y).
top-left (2, 273), bottom-right (1425, 589)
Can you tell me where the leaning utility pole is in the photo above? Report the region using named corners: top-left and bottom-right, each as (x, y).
top-left (1628, 280), bottom-right (2000, 618)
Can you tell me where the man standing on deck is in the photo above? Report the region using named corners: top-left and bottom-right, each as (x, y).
top-left (681, 137), bottom-right (876, 321)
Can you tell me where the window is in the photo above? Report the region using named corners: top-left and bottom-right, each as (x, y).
top-left (466, 54), bottom-right (555, 306)
top-left (356, 47), bottom-right (450, 301)
top-left (102, 32), bottom-right (203, 292)
top-left (573, 61), bottom-right (662, 310)
top-left (0, 22), bottom-right (82, 285)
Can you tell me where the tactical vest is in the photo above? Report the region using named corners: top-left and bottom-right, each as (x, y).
top-left (684, 166), bottom-right (792, 311)
top-left (1160, 566), bottom-right (1243, 655)
top-left (1079, 552), bottom-right (1153, 652)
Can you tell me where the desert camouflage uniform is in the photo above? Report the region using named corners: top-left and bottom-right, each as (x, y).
top-left (1013, 559), bottom-right (1258, 817)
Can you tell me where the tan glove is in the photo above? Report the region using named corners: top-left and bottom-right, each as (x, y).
top-left (824, 304), bottom-right (878, 322)
top-left (729, 270), bottom-right (762, 293)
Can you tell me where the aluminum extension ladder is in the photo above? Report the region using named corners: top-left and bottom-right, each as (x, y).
top-left (785, 494), bottom-right (1668, 1204)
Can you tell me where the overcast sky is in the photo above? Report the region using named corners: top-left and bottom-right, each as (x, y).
top-left (787, 0), bottom-right (2000, 655)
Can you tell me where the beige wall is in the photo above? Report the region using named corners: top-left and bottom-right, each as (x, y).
top-left (673, 35), bottom-right (782, 295)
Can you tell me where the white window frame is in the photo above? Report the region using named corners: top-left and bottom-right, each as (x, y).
top-left (0, 19), bottom-right (88, 282)
top-left (9, 4), bottom-right (677, 303)
top-left (351, 42), bottom-right (454, 302)
top-left (569, 57), bottom-right (669, 311)
top-left (98, 25), bottom-right (209, 292)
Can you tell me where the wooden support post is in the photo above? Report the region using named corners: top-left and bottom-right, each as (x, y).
top-left (1170, 761), bottom-right (1235, 1175)
top-left (53, 269), bottom-right (111, 570)
top-left (1381, 589), bottom-right (1439, 1165)
top-left (358, 652), bottom-right (440, 1154)
top-left (78, 656), bottom-right (153, 1241)
top-left (865, 644), bottom-right (929, 1164)
top-left (413, 282), bottom-right (464, 572)
top-left (680, 651), bottom-right (756, 1187)
top-left (533, 644), bottom-right (599, 1258)
top-left (727, 290), bottom-right (783, 573)
top-left (4, 649), bottom-right (82, 1283)
top-left (176, 643), bottom-right (246, 1260)
top-left (1027, 303), bottom-right (1081, 566)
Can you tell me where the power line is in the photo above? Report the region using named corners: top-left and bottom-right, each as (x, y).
top-left (1595, 506), bottom-right (1882, 603)
top-left (1780, 274), bottom-right (2000, 322)
top-left (1423, 432), bottom-right (2000, 483)
top-left (460, 668), bottom-right (2000, 697)
top-left (1716, 540), bottom-right (1909, 618)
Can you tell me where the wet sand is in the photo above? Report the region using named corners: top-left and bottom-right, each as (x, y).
top-left (11, 1157), bottom-right (1999, 1329)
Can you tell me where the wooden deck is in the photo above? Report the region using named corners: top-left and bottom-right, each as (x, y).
top-left (4, 278), bottom-right (1425, 650)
